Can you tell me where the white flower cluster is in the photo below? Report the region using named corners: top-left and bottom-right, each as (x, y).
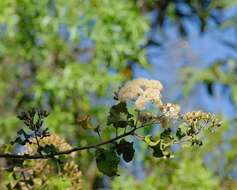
top-left (118, 78), bottom-right (182, 122)
top-left (118, 78), bottom-right (163, 110)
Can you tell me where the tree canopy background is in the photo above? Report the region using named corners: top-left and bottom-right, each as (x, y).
top-left (0, 0), bottom-right (237, 189)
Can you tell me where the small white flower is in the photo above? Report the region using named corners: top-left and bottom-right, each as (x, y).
top-left (134, 95), bottom-right (148, 110)
top-left (118, 84), bottom-right (143, 102)
top-left (160, 103), bottom-right (180, 119)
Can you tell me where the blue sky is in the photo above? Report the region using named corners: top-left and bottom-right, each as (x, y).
top-left (134, 6), bottom-right (237, 119)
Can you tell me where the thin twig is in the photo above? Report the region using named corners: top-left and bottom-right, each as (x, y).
top-left (0, 120), bottom-right (163, 160)
top-left (0, 126), bottom-right (141, 160)
top-left (34, 131), bottom-right (41, 149)
top-left (133, 132), bottom-right (145, 141)
top-left (115, 128), bottom-right (118, 137)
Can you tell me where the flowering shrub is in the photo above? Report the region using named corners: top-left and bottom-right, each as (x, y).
top-left (0, 78), bottom-right (221, 189)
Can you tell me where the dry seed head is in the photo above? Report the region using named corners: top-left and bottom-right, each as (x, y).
top-left (183, 111), bottom-right (221, 128)
top-left (12, 134), bottom-right (83, 190)
top-left (160, 103), bottom-right (181, 120)
top-left (184, 111), bottom-right (210, 121)
top-left (26, 134), bottom-right (76, 157)
top-left (138, 112), bottom-right (156, 123)
top-left (184, 111), bottom-right (205, 126)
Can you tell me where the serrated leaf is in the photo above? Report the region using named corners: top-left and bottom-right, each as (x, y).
top-left (107, 102), bottom-right (130, 128)
top-left (95, 148), bottom-right (120, 177)
top-left (116, 139), bottom-right (135, 162)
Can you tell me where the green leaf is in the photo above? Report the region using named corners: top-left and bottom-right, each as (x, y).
top-left (11, 129), bottom-right (32, 145)
top-left (144, 135), bottom-right (160, 147)
top-left (191, 139), bottom-right (203, 146)
top-left (11, 137), bottom-right (27, 145)
top-left (146, 138), bottom-right (173, 159)
top-left (176, 127), bottom-right (186, 139)
top-left (0, 144), bottom-right (11, 154)
top-left (107, 102), bottom-right (130, 128)
top-left (95, 148), bottom-right (120, 177)
top-left (38, 144), bottom-right (58, 155)
top-left (116, 139), bottom-right (135, 162)
top-left (151, 142), bottom-right (173, 159)
top-left (57, 154), bottom-right (69, 164)
top-left (151, 143), bottom-right (164, 158)
top-left (160, 128), bottom-right (173, 141)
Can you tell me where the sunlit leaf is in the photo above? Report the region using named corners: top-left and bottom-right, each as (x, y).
top-left (144, 135), bottom-right (160, 147)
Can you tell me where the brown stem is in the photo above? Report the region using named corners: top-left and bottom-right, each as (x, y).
top-left (0, 127), bottom-right (138, 160)
top-left (0, 121), bottom-right (161, 160)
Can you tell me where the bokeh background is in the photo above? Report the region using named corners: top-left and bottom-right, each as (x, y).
top-left (1, 0), bottom-right (237, 189)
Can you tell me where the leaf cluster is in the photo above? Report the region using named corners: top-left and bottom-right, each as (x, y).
top-left (11, 108), bottom-right (49, 146)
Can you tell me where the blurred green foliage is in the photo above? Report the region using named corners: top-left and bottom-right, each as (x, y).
top-left (0, 0), bottom-right (148, 140)
top-left (111, 156), bottom-right (219, 190)
top-left (0, 0), bottom-right (148, 188)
